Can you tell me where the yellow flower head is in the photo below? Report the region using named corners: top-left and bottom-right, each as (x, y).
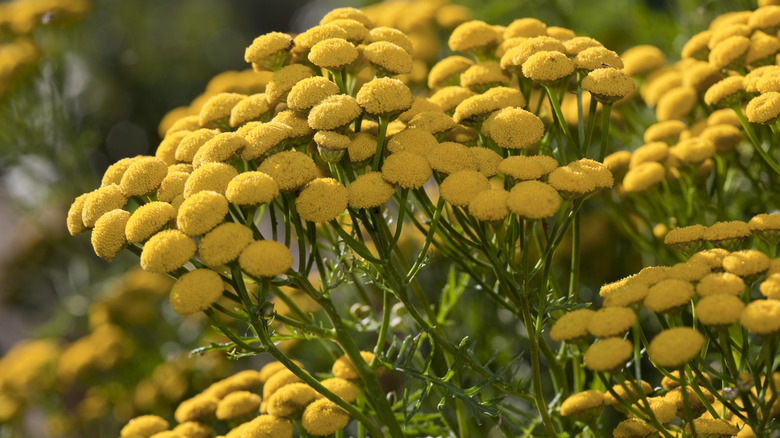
top-left (745, 30), bottom-right (780, 64)
top-left (682, 61), bottom-right (723, 94)
top-left (644, 279), bottom-right (694, 313)
top-left (438, 170), bottom-right (490, 207)
top-left (302, 398), bottom-right (350, 436)
top-left (697, 272), bottom-right (746, 297)
top-left (581, 68), bottom-right (636, 104)
top-left (257, 151), bottom-right (318, 191)
top-left (308, 94), bottom-right (362, 130)
top-left (125, 202), bottom-right (176, 244)
top-left (347, 172), bottom-right (395, 209)
top-left (504, 17), bottom-right (547, 39)
top-left (295, 178), bottom-right (348, 223)
top-left (320, 377), bottom-right (360, 403)
top-left (460, 61), bottom-right (511, 92)
top-left (102, 156), bottom-right (141, 187)
top-left (119, 157), bottom-right (168, 197)
top-left (421, 142), bottom-right (476, 175)
top-left (669, 137), bottom-right (715, 164)
top-left (666, 261), bottom-right (711, 282)
top-left (470, 147), bottom-right (504, 177)
top-left (604, 151), bottom-right (632, 175)
top-left (91, 209), bottom-right (130, 262)
top-left (547, 26), bottom-right (576, 41)
top-left (501, 36), bottom-right (567, 71)
top-left (699, 123), bottom-right (742, 153)
top-left (165, 115), bottom-right (200, 137)
top-left (265, 64), bottom-right (316, 103)
top-left (192, 132), bottom-right (247, 168)
top-left (175, 393), bottom-right (219, 422)
top-left (560, 390), bottom-right (604, 422)
top-left (603, 380), bottom-right (653, 406)
top-left (603, 283), bottom-right (650, 307)
top-left (522, 50), bottom-right (574, 84)
top-left (760, 273), bottom-right (780, 299)
top-left (704, 76), bottom-right (745, 108)
top-left (709, 35), bottom-right (750, 69)
top-left (356, 77), bottom-right (414, 116)
top-left (332, 351), bottom-right (373, 380)
top-left (169, 269), bottom-right (224, 316)
top-left (203, 370), bottom-right (264, 400)
top-left (705, 220), bottom-right (751, 249)
top-left (612, 419), bottom-right (656, 438)
top-left (468, 189), bottom-right (510, 222)
top-left (664, 224), bottom-right (706, 248)
top-left (723, 249), bottom-right (770, 277)
top-left (242, 122), bottom-right (290, 161)
top-left (448, 20), bottom-right (501, 53)
top-left (549, 308), bottom-right (596, 343)
top-left (140, 230), bottom-right (196, 273)
top-left (165, 422), bottom-right (209, 438)
top-left (321, 7), bottom-right (372, 27)
top-left (629, 396), bottom-right (677, 424)
top-left (686, 419), bottom-right (739, 437)
top-left (287, 77), bottom-right (339, 111)
top-left (430, 86), bottom-right (476, 113)
top-left (199, 93), bottom-right (245, 128)
top-left (215, 390), bottom-right (261, 421)
top-left (428, 56), bottom-right (474, 89)
top-left (587, 306), bottom-right (636, 338)
top-left (696, 294), bottom-right (745, 327)
top-left (293, 24), bottom-right (350, 55)
top-left (507, 180), bottom-right (562, 220)
top-left (244, 32), bottom-right (293, 70)
top-left (656, 86), bottom-right (698, 122)
top-left (241, 415), bottom-right (293, 438)
top-left (482, 107), bottom-right (544, 150)
top-left (634, 120), bottom-right (688, 145)
top-left (157, 171), bottom-right (190, 203)
top-left (682, 29), bottom-right (713, 59)
top-left (746, 91), bottom-right (780, 124)
top-left (563, 36), bottom-right (603, 56)
top-left (548, 166), bottom-right (596, 197)
top-left (453, 87), bottom-right (526, 124)
top-left (265, 383), bottom-right (319, 417)
top-left (368, 27), bottom-right (414, 56)
top-left (229, 93), bottom-right (271, 127)
top-left (182, 162), bottom-right (239, 199)
top-left (225, 171), bottom-right (279, 206)
top-left (363, 41), bottom-right (413, 75)
top-left (82, 184), bottom-right (128, 228)
top-left (120, 415), bottom-right (169, 438)
top-left (198, 223), bottom-right (254, 267)
top-left (569, 159), bottom-right (613, 189)
top-left (740, 299), bottom-right (780, 335)
top-left (622, 45), bottom-right (666, 76)
top-left (622, 161), bottom-right (665, 193)
top-left (689, 247), bottom-right (731, 268)
top-left (498, 156), bottom-right (545, 181)
top-left (583, 338), bottom-right (633, 372)
top-left (239, 240), bottom-right (293, 277)
top-left (67, 192), bottom-right (91, 235)
top-left (272, 110), bottom-right (315, 139)
top-left (324, 18), bottom-right (369, 45)
top-left (176, 190), bottom-right (228, 236)
top-left (407, 111), bottom-right (456, 135)
top-left (575, 46), bottom-right (623, 71)
top-left (648, 327), bottom-right (704, 368)
top-left (308, 38), bottom-right (358, 70)
top-left (348, 132), bottom-right (378, 163)
top-left (176, 129), bottom-right (219, 163)
top-left (708, 23), bottom-right (751, 50)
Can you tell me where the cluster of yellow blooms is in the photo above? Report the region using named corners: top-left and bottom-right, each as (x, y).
top-left (118, 353), bottom-right (373, 438)
top-left (0, 269), bottom-right (229, 435)
top-left (0, 0), bottom-right (90, 96)
top-left (552, 223), bottom-right (780, 436)
top-left (604, 5), bottom-right (780, 197)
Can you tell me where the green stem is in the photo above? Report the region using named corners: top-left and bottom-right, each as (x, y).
top-left (545, 85), bottom-right (579, 159)
top-left (732, 104), bottom-right (780, 175)
top-left (372, 115), bottom-right (389, 171)
top-left (598, 103), bottom-right (613, 162)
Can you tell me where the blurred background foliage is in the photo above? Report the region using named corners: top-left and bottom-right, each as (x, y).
top-left (0, 0), bottom-right (757, 436)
